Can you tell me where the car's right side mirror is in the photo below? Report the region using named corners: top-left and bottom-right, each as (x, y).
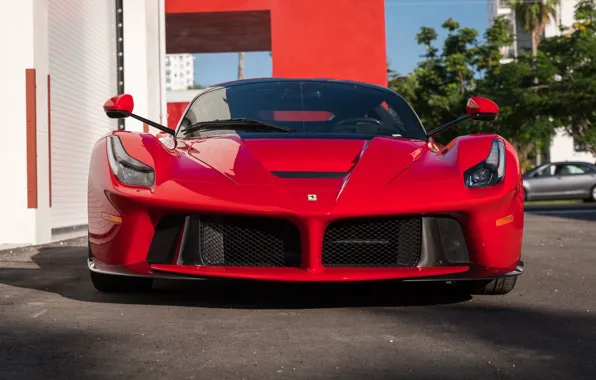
top-left (466, 96), bottom-right (499, 122)
top-left (427, 96), bottom-right (500, 137)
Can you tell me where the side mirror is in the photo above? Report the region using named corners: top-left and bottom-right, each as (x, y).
top-left (466, 96), bottom-right (499, 121)
top-left (102, 94), bottom-right (175, 136)
top-left (103, 94), bottom-right (134, 119)
top-left (426, 96), bottom-right (499, 138)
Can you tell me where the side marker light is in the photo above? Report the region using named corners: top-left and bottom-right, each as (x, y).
top-left (496, 215), bottom-right (514, 227)
top-left (101, 212), bottom-right (123, 224)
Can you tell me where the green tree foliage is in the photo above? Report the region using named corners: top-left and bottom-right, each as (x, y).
top-left (539, 0), bottom-right (596, 155)
top-left (388, 0), bottom-right (596, 169)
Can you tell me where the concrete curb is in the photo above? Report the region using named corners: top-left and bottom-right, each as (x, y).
top-left (0, 236), bottom-right (87, 255)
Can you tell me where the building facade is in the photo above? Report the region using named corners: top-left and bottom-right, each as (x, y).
top-left (165, 54), bottom-right (195, 91)
top-left (488, 0), bottom-right (595, 165)
top-left (0, 0), bottom-right (166, 246)
top-left (0, 0), bottom-right (387, 246)
top-left (488, 0), bottom-right (581, 61)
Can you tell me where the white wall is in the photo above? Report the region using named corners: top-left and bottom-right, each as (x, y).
top-left (166, 89), bottom-right (205, 103)
top-left (48, 0), bottom-right (118, 230)
top-left (549, 127), bottom-right (596, 163)
top-left (0, 0), bottom-right (167, 245)
top-left (123, 0), bottom-right (166, 133)
top-left (0, 0), bottom-right (51, 244)
top-left (544, 1), bottom-right (594, 164)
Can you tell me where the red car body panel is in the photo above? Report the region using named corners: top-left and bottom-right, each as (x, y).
top-left (88, 125), bottom-right (524, 282)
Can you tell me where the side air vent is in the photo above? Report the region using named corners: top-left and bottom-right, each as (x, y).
top-left (146, 215), bottom-right (185, 264)
top-left (435, 217), bottom-right (470, 264)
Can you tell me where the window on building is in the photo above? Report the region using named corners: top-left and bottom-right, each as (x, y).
top-left (574, 138), bottom-right (588, 152)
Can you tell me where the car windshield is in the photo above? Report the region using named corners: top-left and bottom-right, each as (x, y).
top-left (176, 81), bottom-right (427, 140)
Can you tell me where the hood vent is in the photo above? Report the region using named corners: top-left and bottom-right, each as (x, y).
top-left (271, 171), bottom-right (348, 179)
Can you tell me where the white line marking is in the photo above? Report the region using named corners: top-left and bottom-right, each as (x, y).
top-left (30, 309), bottom-right (47, 318)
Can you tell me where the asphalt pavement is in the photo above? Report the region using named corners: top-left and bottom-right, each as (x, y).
top-left (1, 206), bottom-right (595, 380)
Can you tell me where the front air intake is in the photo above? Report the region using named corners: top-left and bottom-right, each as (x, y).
top-left (178, 215), bottom-right (302, 267)
top-left (322, 217), bottom-right (422, 267)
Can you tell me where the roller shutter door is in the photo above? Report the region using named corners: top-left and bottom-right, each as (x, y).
top-left (49, 0), bottom-right (117, 229)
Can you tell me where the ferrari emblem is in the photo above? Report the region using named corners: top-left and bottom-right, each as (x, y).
top-left (308, 194), bottom-right (317, 201)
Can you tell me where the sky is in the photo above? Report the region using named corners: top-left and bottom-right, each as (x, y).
top-left (193, 0), bottom-right (490, 87)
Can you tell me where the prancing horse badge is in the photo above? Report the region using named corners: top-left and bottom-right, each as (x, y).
top-left (308, 194), bottom-right (317, 201)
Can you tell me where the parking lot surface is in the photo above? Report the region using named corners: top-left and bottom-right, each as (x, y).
top-left (1, 207), bottom-right (595, 379)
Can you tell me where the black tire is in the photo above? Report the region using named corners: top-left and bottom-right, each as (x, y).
top-left (584, 185), bottom-right (596, 202)
top-left (89, 270), bottom-right (153, 293)
top-left (523, 188), bottom-right (528, 202)
top-left (460, 276), bottom-right (517, 295)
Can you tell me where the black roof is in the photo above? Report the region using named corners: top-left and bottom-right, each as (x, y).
top-left (203, 77), bottom-right (395, 95)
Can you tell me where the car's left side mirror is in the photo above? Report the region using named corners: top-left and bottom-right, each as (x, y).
top-left (466, 96), bottom-right (499, 122)
top-left (102, 94), bottom-right (175, 136)
top-left (103, 94), bottom-right (134, 119)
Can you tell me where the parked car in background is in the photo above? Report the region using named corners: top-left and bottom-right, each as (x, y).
top-left (523, 161), bottom-right (596, 202)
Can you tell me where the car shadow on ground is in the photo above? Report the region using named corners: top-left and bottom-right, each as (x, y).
top-left (375, 304), bottom-right (596, 379)
top-left (0, 242), bottom-right (473, 309)
top-left (4, 306), bottom-right (593, 380)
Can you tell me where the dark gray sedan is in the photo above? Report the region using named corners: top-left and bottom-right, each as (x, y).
top-left (523, 161), bottom-right (596, 202)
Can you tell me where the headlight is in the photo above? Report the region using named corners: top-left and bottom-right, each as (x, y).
top-left (106, 136), bottom-right (155, 186)
top-left (464, 139), bottom-right (505, 188)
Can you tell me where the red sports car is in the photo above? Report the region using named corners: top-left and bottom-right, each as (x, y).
top-left (87, 78), bottom-right (524, 294)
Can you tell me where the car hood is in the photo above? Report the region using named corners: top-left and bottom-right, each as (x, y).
top-left (180, 135), bottom-right (428, 189)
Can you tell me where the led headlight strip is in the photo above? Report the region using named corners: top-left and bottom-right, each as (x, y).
top-left (107, 136), bottom-right (155, 187)
top-left (464, 139), bottom-right (505, 188)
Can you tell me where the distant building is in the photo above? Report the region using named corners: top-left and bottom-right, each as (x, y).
top-left (488, 0), bottom-right (595, 165)
top-left (165, 54), bottom-right (194, 91)
top-left (548, 129), bottom-right (595, 164)
top-left (487, 0), bottom-right (580, 63)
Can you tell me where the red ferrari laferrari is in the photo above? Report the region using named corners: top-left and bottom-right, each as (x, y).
top-left (87, 78), bottom-right (524, 294)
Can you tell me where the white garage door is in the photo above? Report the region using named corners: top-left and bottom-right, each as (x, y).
top-left (49, 0), bottom-right (118, 229)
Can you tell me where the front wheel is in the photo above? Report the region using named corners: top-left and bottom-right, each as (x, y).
top-left (89, 270), bottom-right (153, 293)
top-left (459, 276), bottom-right (517, 295)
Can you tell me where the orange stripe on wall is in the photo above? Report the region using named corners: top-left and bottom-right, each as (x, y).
top-left (26, 69), bottom-right (38, 209)
top-left (48, 74), bottom-right (52, 207)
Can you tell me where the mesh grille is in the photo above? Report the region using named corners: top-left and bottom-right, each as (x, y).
top-left (436, 217), bottom-right (470, 263)
top-left (196, 216), bottom-right (301, 267)
top-left (322, 217), bottom-right (422, 267)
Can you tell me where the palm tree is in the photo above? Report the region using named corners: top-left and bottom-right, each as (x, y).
top-left (507, 0), bottom-right (559, 166)
top-left (238, 52), bottom-right (245, 80)
top-left (507, 0), bottom-right (560, 56)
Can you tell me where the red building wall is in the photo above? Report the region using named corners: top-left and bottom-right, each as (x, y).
top-left (167, 102), bottom-right (189, 130)
top-left (165, 0), bottom-right (387, 129)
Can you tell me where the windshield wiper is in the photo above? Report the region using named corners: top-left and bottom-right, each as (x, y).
top-left (182, 118), bottom-right (296, 135)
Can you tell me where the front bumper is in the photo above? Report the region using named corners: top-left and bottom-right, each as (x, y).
top-left (88, 211), bottom-right (524, 283)
top-left (88, 257), bottom-right (524, 282)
